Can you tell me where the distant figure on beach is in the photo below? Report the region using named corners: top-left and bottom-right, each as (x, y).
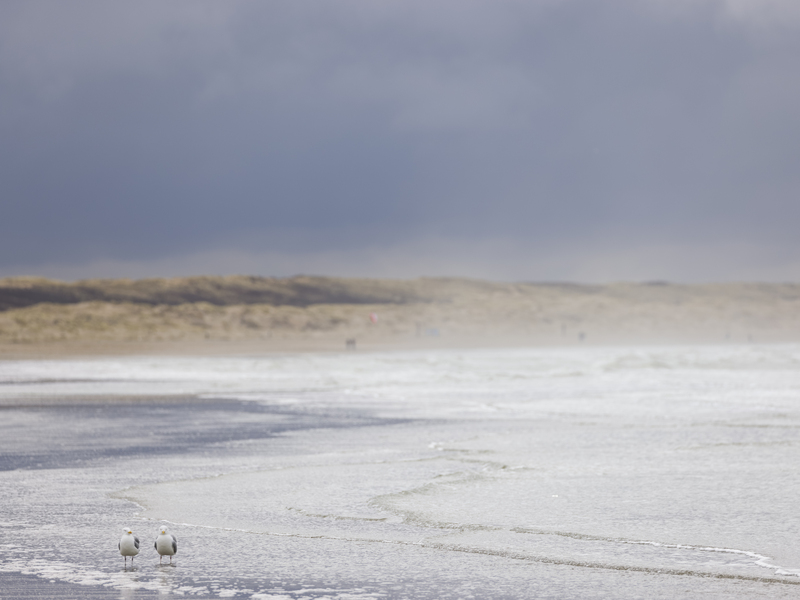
top-left (369, 312), bottom-right (378, 323)
top-left (346, 338), bottom-right (356, 350)
top-left (578, 332), bottom-right (586, 342)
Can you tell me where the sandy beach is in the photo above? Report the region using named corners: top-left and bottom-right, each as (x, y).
top-left (1, 276), bottom-right (799, 358)
top-left (3, 277), bottom-right (800, 599)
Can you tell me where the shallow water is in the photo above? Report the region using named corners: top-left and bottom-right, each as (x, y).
top-left (1, 345), bottom-right (800, 598)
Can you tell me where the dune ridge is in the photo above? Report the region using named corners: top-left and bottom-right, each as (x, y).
top-left (0, 275), bottom-right (487, 310)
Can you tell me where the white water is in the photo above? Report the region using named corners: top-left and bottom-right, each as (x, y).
top-left (1, 345), bottom-right (800, 598)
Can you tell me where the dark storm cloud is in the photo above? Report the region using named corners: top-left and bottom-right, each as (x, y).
top-left (1, 0), bottom-right (799, 280)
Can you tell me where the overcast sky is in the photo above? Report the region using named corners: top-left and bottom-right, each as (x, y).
top-left (2, 0), bottom-right (799, 282)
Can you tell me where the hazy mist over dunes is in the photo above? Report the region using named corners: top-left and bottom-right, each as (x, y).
top-left (2, 276), bottom-right (799, 353)
top-left (2, 0), bottom-right (800, 282)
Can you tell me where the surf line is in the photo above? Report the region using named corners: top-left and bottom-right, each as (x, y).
top-left (152, 519), bottom-right (800, 586)
top-left (511, 526), bottom-right (800, 578)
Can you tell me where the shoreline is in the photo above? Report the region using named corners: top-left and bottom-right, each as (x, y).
top-left (0, 337), bottom-right (572, 360)
top-left (1, 333), bottom-right (796, 360)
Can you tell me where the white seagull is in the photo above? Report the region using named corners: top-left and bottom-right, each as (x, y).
top-left (154, 526), bottom-right (178, 564)
top-left (118, 528), bottom-right (140, 566)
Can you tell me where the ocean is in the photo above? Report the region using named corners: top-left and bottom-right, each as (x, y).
top-left (1, 345), bottom-right (799, 599)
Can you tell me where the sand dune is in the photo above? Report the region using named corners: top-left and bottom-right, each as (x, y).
top-left (1, 276), bottom-right (799, 356)
top-left (0, 275), bottom-right (487, 310)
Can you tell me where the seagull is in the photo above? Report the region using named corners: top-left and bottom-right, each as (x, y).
top-left (118, 528), bottom-right (140, 566)
top-left (154, 526), bottom-right (178, 564)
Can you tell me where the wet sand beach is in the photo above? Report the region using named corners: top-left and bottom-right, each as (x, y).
top-left (2, 346), bottom-right (800, 599)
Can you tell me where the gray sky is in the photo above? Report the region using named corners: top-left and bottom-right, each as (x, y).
top-left (2, 0), bottom-right (799, 282)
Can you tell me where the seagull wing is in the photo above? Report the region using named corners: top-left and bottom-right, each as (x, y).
top-left (171, 535), bottom-right (178, 554)
top-left (154, 539), bottom-right (158, 550)
top-left (134, 536), bottom-right (140, 549)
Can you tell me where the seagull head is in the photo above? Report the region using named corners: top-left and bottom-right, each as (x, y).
top-left (160, 526), bottom-right (169, 535)
top-left (124, 528), bottom-right (133, 535)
